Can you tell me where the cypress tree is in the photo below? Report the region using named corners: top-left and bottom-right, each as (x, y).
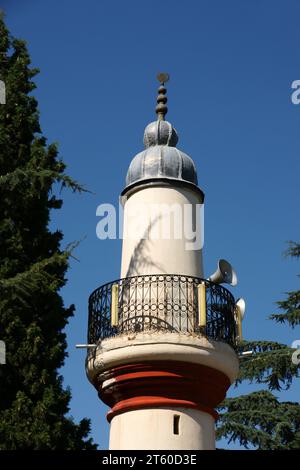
top-left (0, 14), bottom-right (96, 449)
top-left (217, 242), bottom-right (300, 449)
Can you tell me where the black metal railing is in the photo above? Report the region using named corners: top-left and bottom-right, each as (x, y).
top-left (88, 274), bottom-right (237, 348)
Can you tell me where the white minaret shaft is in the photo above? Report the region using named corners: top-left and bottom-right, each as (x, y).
top-left (121, 185), bottom-right (204, 278)
top-left (86, 76), bottom-right (239, 450)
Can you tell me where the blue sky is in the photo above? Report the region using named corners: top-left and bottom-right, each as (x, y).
top-left (2, 0), bottom-right (300, 449)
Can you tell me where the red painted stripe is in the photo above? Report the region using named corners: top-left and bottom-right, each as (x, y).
top-left (107, 396), bottom-right (219, 422)
top-left (95, 360), bottom-right (230, 423)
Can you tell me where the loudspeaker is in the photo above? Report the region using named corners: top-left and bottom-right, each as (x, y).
top-left (208, 259), bottom-right (238, 286)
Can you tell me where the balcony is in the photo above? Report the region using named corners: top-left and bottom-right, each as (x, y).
top-left (88, 274), bottom-right (238, 349)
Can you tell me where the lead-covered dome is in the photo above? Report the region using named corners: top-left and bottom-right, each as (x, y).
top-left (122, 75), bottom-right (203, 197)
top-left (143, 120), bottom-right (178, 147)
top-left (124, 120), bottom-right (198, 191)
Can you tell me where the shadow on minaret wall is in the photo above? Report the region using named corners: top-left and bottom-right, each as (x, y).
top-left (124, 215), bottom-right (165, 278)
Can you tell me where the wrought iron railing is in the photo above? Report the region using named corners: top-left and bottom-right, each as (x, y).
top-left (88, 274), bottom-right (238, 348)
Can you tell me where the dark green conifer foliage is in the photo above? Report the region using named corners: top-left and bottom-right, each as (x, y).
top-left (217, 242), bottom-right (300, 449)
top-left (0, 15), bottom-right (96, 449)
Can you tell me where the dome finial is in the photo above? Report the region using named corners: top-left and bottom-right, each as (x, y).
top-left (156, 73), bottom-right (169, 120)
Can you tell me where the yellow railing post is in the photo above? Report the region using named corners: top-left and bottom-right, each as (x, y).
top-left (236, 305), bottom-right (242, 343)
top-left (197, 282), bottom-right (206, 329)
top-left (111, 284), bottom-right (119, 327)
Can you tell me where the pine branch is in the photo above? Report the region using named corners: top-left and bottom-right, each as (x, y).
top-left (284, 241), bottom-right (300, 259)
top-left (269, 290), bottom-right (300, 328)
top-left (217, 391), bottom-right (300, 449)
top-left (0, 252), bottom-right (70, 304)
top-left (237, 340), bottom-right (299, 390)
top-left (0, 167), bottom-right (89, 193)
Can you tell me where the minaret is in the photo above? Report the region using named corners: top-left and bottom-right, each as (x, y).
top-left (86, 75), bottom-right (239, 450)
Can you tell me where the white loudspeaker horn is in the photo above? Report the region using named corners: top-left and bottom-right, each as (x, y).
top-left (208, 259), bottom-right (238, 286)
top-left (235, 297), bottom-right (246, 320)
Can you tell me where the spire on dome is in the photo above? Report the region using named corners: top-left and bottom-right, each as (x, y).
top-left (155, 73), bottom-right (169, 121)
top-left (143, 73), bottom-right (178, 148)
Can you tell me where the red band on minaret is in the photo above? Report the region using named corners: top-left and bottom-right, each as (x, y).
top-left (94, 361), bottom-right (231, 422)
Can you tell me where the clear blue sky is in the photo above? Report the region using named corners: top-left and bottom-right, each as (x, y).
top-left (2, 0), bottom-right (300, 449)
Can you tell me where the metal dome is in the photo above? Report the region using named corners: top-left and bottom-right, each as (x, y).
top-left (143, 120), bottom-right (178, 147)
top-left (122, 76), bottom-right (203, 197)
top-left (126, 143), bottom-right (198, 187)
top-left (124, 120), bottom-right (199, 193)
